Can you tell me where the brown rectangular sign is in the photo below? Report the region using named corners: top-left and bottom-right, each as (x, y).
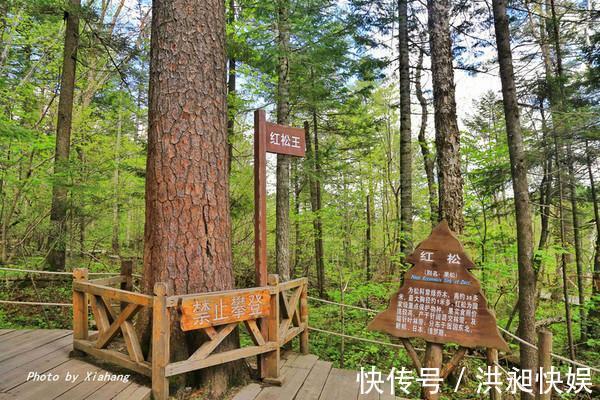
top-left (180, 288), bottom-right (271, 331)
top-left (265, 122), bottom-right (306, 157)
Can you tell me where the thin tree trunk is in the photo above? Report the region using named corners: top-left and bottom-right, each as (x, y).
top-left (566, 140), bottom-right (586, 342)
top-left (292, 158), bottom-right (301, 279)
top-left (111, 98), bottom-right (122, 255)
top-left (142, 0), bottom-right (240, 395)
top-left (427, 0), bottom-right (463, 234)
top-left (305, 116), bottom-right (325, 297)
top-left (536, 100), bottom-right (553, 267)
top-left (415, 46), bottom-right (437, 227)
top-left (275, 0), bottom-right (291, 281)
top-left (492, 2), bottom-right (537, 399)
top-left (398, 0), bottom-right (412, 254)
top-left (47, 0), bottom-right (80, 271)
top-left (585, 139), bottom-right (600, 339)
top-left (365, 194), bottom-right (372, 282)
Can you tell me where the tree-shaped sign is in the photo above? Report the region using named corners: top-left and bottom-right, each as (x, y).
top-left (369, 220), bottom-right (508, 351)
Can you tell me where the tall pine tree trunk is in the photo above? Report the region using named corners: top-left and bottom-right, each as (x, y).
top-left (491, 2), bottom-right (537, 399)
top-left (425, 2), bottom-right (464, 395)
top-left (47, 0), bottom-right (80, 271)
top-left (415, 46), bottom-right (437, 227)
top-left (398, 0), bottom-right (412, 254)
top-left (142, 0), bottom-right (239, 395)
top-left (427, 0), bottom-right (463, 234)
top-left (275, 0), bottom-right (291, 281)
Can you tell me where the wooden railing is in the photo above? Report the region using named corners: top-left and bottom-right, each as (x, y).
top-left (71, 269), bottom-right (309, 400)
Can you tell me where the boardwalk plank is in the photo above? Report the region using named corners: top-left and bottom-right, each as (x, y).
top-left (0, 330), bottom-right (70, 362)
top-left (0, 329), bottom-right (15, 337)
top-left (0, 334), bottom-right (72, 376)
top-left (319, 368), bottom-right (360, 400)
top-left (0, 343), bottom-right (71, 391)
top-left (0, 330), bottom-right (34, 348)
top-left (255, 354), bottom-right (318, 400)
top-left (294, 360), bottom-right (332, 400)
top-left (52, 366), bottom-right (111, 400)
top-left (232, 383), bottom-right (263, 400)
top-left (6, 359), bottom-right (93, 399)
top-left (112, 382), bottom-right (151, 400)
top-left (84, 380), bottom-right (133, 400)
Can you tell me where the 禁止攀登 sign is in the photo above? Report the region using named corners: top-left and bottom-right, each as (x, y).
top-left (180, 288), bottom-right (270, 331)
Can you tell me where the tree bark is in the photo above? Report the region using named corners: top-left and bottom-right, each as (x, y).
top-left (427, 0), bottom-right (463, 234)
top-left (275, 0), bottom-right (292, 281)
top-left (491, 2), bottom-right (537, 399)
top-left (47, 0), bottom-right (80, 271)
top-left (143, 0), bottom-right (238, 395)
top-left (227, 0), bottom-right (236, 174)
top-left (398, 0), bottom-right (412, 254)
top-left (415, 46), bottom-right (437, 227)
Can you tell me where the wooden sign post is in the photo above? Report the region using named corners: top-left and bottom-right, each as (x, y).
top-left (254, 109), bottom-right (306, 286)
top-left (369, 221), bottom-right (508, 399)
top-left (253, 109), bottom-right (306, 380)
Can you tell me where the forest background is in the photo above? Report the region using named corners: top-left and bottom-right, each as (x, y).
top-left (0, 0), bottom-right (599, 395)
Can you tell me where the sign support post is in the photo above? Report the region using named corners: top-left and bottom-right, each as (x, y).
top-left (253, 109), bottom-right (306, 382)
top-left (254, 109), bottom-right (268, 287)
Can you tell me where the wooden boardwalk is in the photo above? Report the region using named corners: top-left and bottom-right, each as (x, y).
top-left (0, 329), bottom-right (406, 400)
top-left (0, 329), bottom-right (150, 400)
top-left (232, 352), bottom-right (403, 400)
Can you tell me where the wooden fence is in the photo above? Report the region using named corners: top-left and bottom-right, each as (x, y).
top-left (71, 268), bottom-right (309, 400)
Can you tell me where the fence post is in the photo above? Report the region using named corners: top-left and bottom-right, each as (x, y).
top-left (538, 329), bottom-right (552, 400)
top-left (120, 259), bottom-right (133, 291)
top-left (299, 278), bottom-right (309, 355)
top-left (72, 268), bottom-right (89, 341)
top-left (120, 259), bottom-right (133, 310)
top-left (486, 348), bottom-right (501, 400)
top-left (152, 282), bottom-right (170, 400)
top-left (262, 274), bottom-right (280, 383)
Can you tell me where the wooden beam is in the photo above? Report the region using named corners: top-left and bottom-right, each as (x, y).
top-left (73, 339), bottom-right (151, 377)
top-left (73, 281), bottom-right (153, 306)
top-left (166, 342), bottom-right (277, 377)
top-left (204, 326), bottom-right (218, 340)
top-left (152, 283), bottom-right (170, 400)
top-left (244, 319), bottom-right (266, 346)
top-left (95, 303), bottom-right (140, 349)
top-left (90, 295), bottom-right (110, 334)
top-left (72, 268), bottom-right (89, 341)
top-left (299, 281), bottom-right (309, 354)
top-left (441, 347), bottom-right (467, 379)
top-left (189, 323), bottom-right (237, 361)
top-left (400, 339), bottom-right (423, 374)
